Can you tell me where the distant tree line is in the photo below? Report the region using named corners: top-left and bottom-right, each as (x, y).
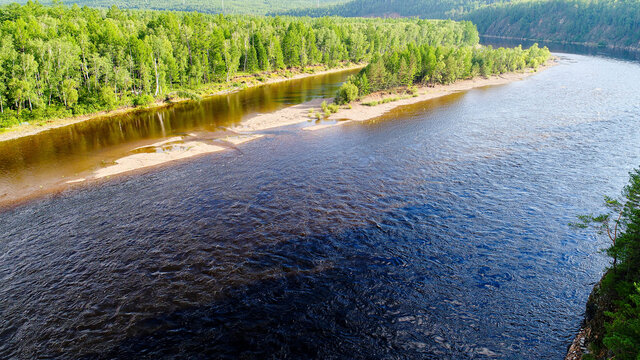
top-left (0, 0), bottom-right (347, 16)
top-left (283, 0), bottom-right (640, 50)
top-left (465, 0), bottom-right (640, 49)
top-left (335, 43), bottom-right (550, 104)
top-left (0, 2), bottom-right (479, 128)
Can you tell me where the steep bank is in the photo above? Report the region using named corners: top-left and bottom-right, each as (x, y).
top-left (566, 273), bottom-right (614, 360)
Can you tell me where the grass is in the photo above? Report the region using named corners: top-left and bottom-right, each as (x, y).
top-left (363, 95), bottom-right (413, 106)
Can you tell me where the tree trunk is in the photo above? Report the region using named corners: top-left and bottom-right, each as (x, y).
top-left (243, 37), bottom-right (248, 72)
top-left (153, 56), bottom-right (160, 96)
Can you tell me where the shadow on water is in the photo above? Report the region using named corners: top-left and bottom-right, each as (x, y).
top-left (73, 218), bottom-right (502, 360)
top-left (2, 54), bottom-right (640, 359)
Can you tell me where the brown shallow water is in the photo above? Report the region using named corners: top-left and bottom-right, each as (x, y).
top-left (1, 53), bottom-right (640, 359)
top-left (0, 68), bottom-right (360, 206)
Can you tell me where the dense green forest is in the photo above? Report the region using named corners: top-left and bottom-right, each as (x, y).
top-left (282, 0), bottom-right (491, 19)
top-left (0, 0), bottom-right (346, 15)
top-left (465, 0), bottom-right (640, 49)
top-left (285, 0), bottom-right (640, 50)
top-left (575, 169), bottom-right (640, 359)
top-left (334, 43), bottom-right (550, 104)
top-left (0, 2), bottom-right (480, 128)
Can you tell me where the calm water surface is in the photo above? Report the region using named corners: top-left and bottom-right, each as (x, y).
top-left (1, 54), bottom-right (640, 359)
top-left (0, 68), bottom-right (359, 203)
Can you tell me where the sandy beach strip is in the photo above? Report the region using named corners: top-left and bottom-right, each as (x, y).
top-left (231, 98), bottom-right (327, 132)
top-left (231, 62), bottom-right (555, 133)
top-left (306, 62), bottom-right (557, 130)
top-left (80, 134), bottom-right (264, 180)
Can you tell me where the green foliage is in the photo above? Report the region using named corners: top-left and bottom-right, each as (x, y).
top-left (286, 0), bottom-right (640, 50)
top-left (134, 94), bottom-right (155, 107)
top-left (334, 81), bottom-right (359, 104)
top-left (351, 43), bottom-right (550, 95)
top-left (465, 0), bottom-right (640, 49)
top-left (576, 168), bottom-right (640, 359)
top-left (174, 90), bottom-right (202, 101)
top-left (10, 0), bottom-right (347, 15)
top-left (603, 283), bottom-right (640, 360)
top-left (100, 86), bottom-right (117, 109)
top-left (0, 2), bottom-right (478, 128)
top-left (283, 0), bottom-right (485, 19)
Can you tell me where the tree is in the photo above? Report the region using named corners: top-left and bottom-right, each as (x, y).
top-left (334, 81), bottom-right (358, 104)
top-left (61, 79), bottom-right (78, 108)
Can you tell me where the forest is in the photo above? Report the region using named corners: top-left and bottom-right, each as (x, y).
top-left (0, 2), bottom-right (479, 128)
top-left (465, 0), bottom-right (640, 49)
top-left (335, 43), bottom-right (550, 104)
top-left (0, 0), bottom-right (347, 15)
top-left (285, 0), bottom-right (640, 50)
top-left (575, 169), bottom-right (640, 360)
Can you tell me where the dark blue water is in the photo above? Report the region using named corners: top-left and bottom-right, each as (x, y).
top-left (1, 54), bottom-right (640, 359)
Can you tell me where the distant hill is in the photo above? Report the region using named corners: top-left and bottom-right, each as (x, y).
top-left (0, 0), bottom-right (346, 14)
top-left (465, 0), bottom-right (640, 49)
top-left (279, 0), bottom-right (501, 18)
top-left (283, 0), bottom-right (640, 50)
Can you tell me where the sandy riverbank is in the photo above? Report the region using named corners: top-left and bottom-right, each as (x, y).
top-left (0, 64), bottom-right (364, 144)
top-left (80, 134), bottom-right (264, 180)
top-left (312, 61), bottom-right (557, 130)
top-left (227, 61), bottom-right (556, 134)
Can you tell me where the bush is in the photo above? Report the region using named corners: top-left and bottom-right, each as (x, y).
top-left (176, 90), bottom-right (202, 101)
top-left (335, 81), bottom-right (359, 105)
top-left (100, 86), bottom-right (118, 109)
top-left (134, 94), bottom-right (155, 107)
top-left (603, 283), bottom-right (640, 360)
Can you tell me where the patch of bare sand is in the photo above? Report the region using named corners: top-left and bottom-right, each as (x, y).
top-left (219, 134), bottom-right (264, 145)
top-left (231, 98), bottom-right (328, 132)
top-left (92, 141), bottom-right (226, 179)
top-left (79, 134), bottom-right (264, 180)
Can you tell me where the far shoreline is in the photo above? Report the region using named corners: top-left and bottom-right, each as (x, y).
top-left (0, 63), bottom-right (364, 144)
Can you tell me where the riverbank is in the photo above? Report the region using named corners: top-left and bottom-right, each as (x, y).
top-left (0, 63), bottom-right (364, 144)
top-left (565, 274), bottom-right (610, 360)
top-left (235, 60), bottom-right (556, 133)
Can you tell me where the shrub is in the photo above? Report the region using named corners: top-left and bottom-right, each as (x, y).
top-left (176, 90), bottom-right (202, 101)
top-left (100, 86), bottom-right (118, 109)
top-left (335, 81), bottom-right (359, 105)
top-left (134, 94), bottom-right (155, 107)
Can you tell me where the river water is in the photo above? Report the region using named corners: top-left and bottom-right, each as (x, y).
top-left (0, 68), bottom-right (360, 205)
top-left (1, 53), bottom-right (640, 359)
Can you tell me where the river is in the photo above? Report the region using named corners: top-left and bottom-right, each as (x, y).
top-left (1, 53), bottom-right (640, 359)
